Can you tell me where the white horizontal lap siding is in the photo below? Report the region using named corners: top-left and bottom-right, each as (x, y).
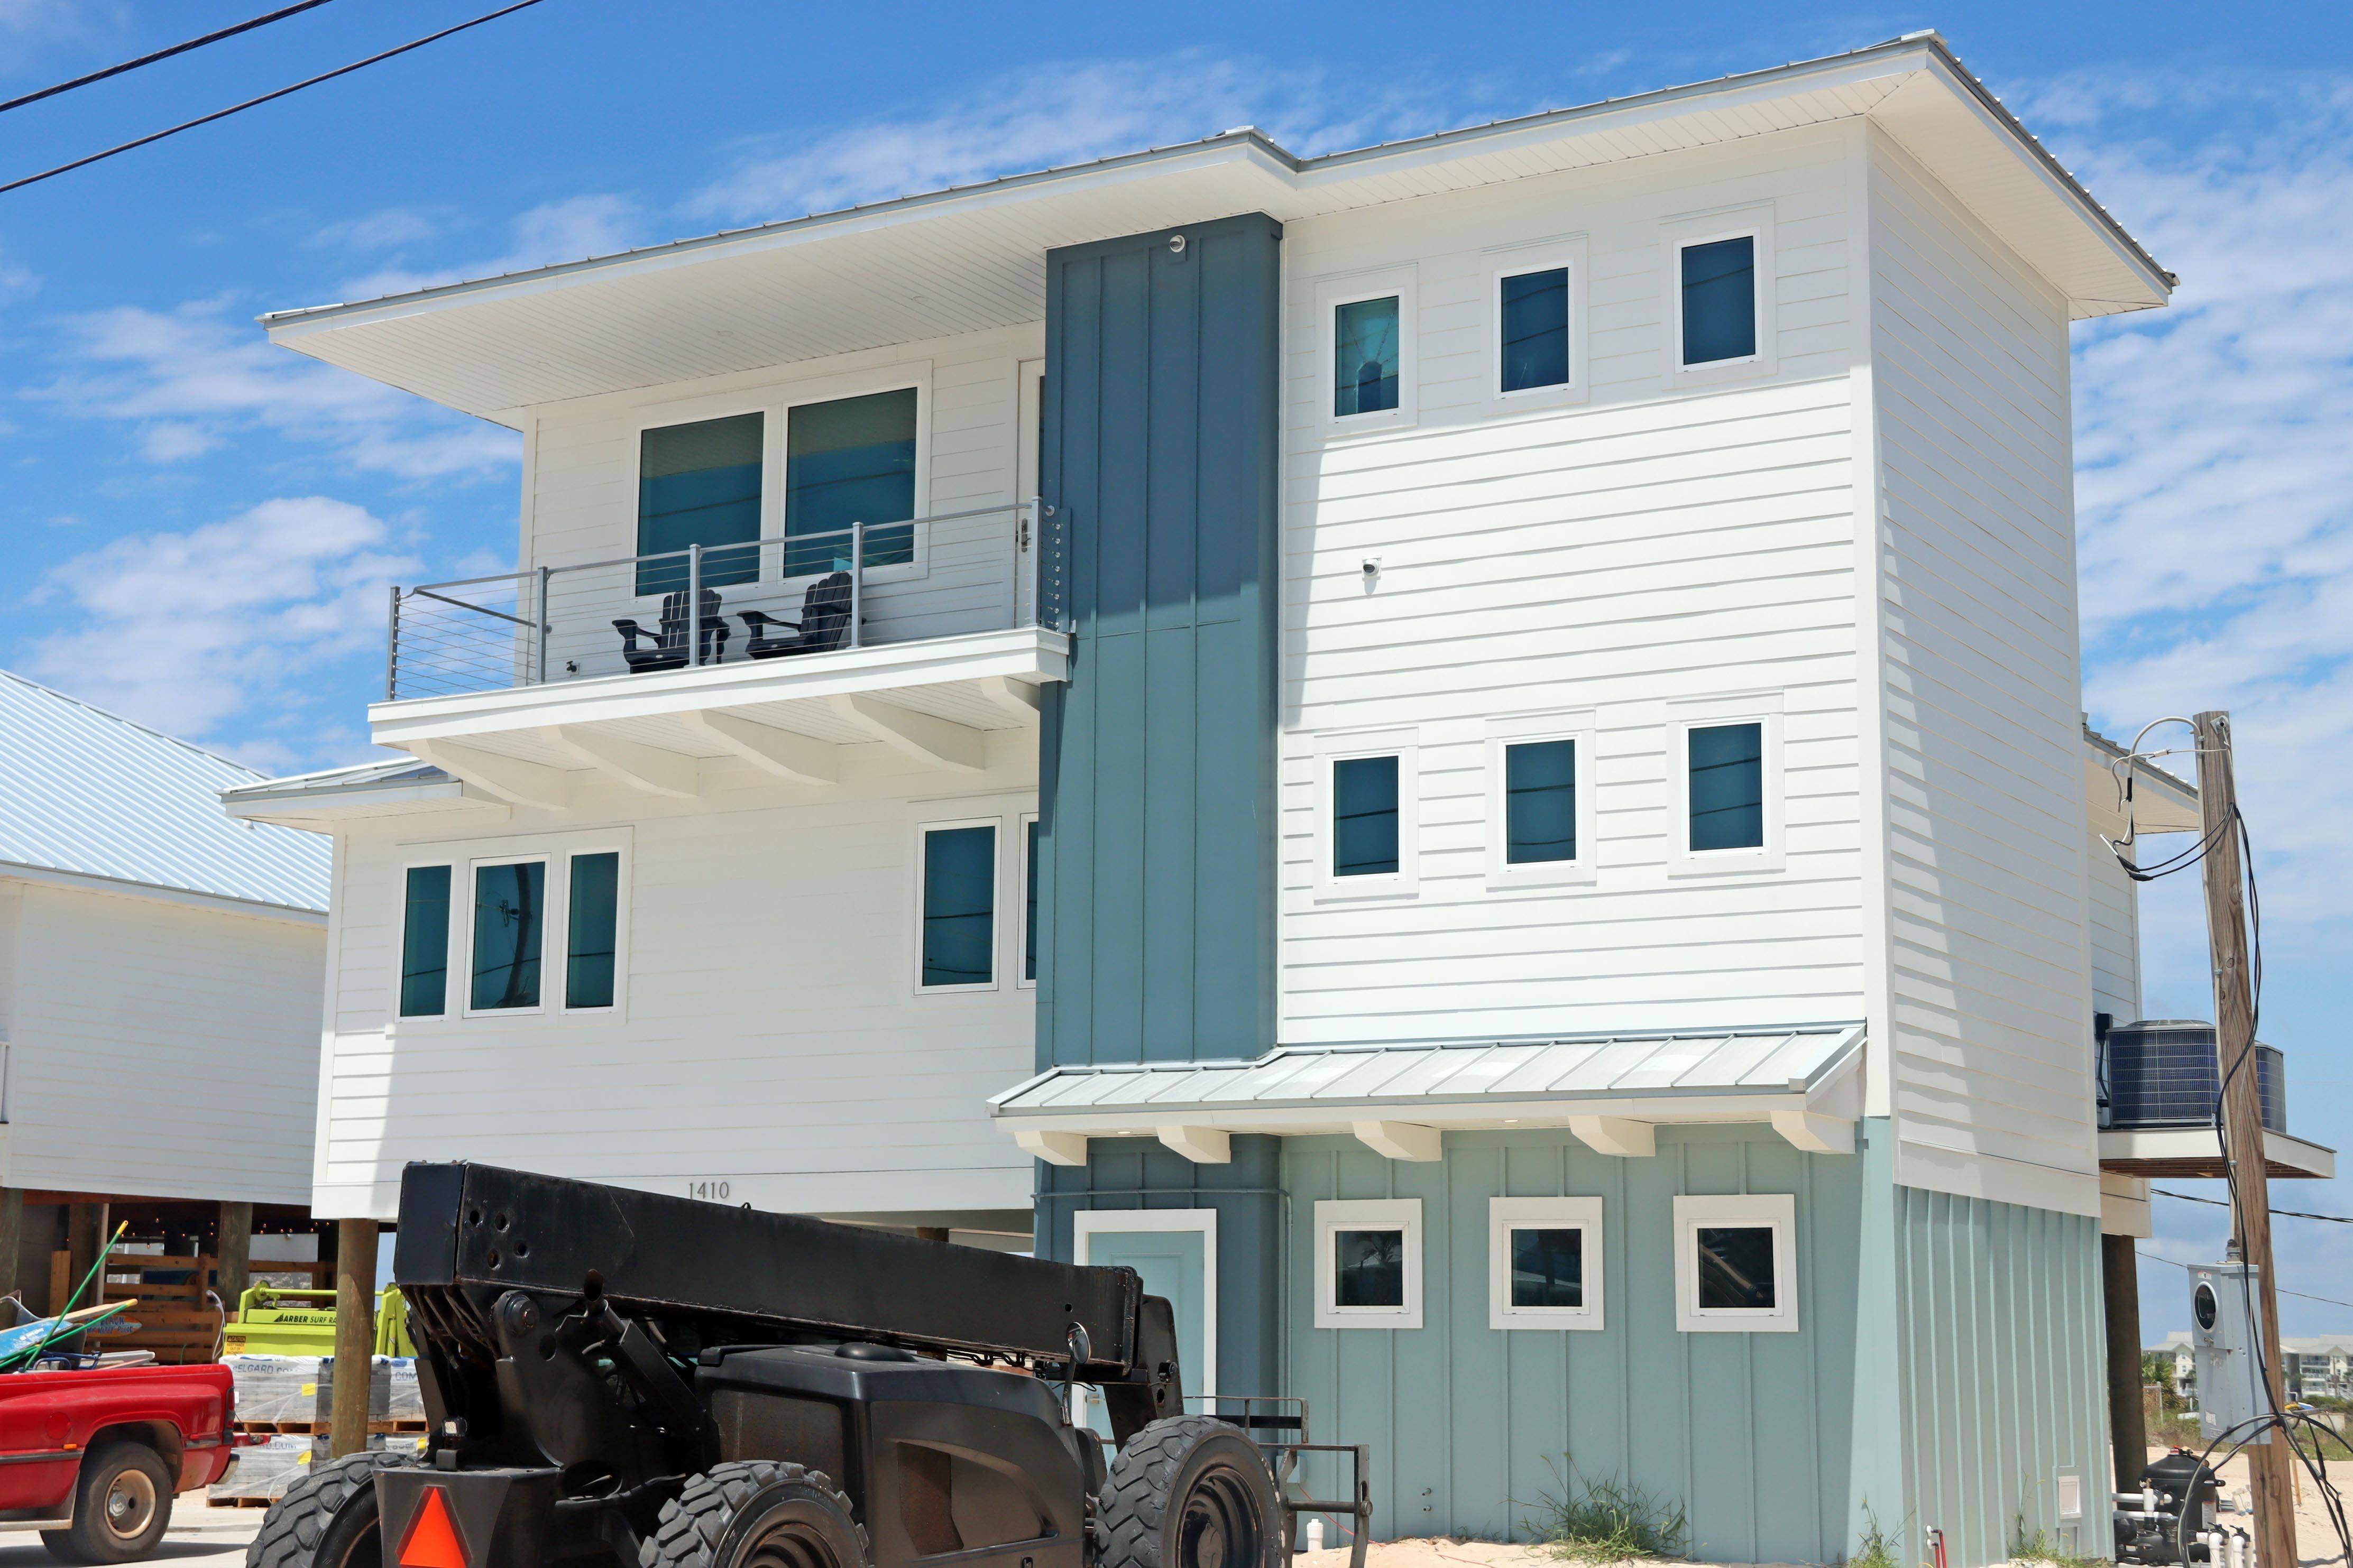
top-left (1278, 131), bottom-right (1869, 1045)
top-left (318, 759), bottom-right (1038, 1219)
top-left (7, 883), bottom-right (322, 1203)
top-left (522, 328), bottom-right (1035, 684)
top-left (2087, 827), bottom-right (2140, 1023)
top-left (1868, 130), bottom-right (2097, 1214)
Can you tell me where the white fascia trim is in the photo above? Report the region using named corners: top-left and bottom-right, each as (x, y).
top-left (0, 861), bottom-right (327, 926)
top-left (995, 1091), bottom-right (1821, 1140)
top-left (371, 627), bottom-right (1066, 748)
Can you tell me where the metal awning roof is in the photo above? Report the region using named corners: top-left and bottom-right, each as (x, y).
top-left (991, 1026), bottom-right (1865, 1164)
top-left (218, 755), bottom-right (502, 833)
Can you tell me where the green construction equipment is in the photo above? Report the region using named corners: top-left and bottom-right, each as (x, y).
top-left (224, 1284), bottom-right (416, 1357)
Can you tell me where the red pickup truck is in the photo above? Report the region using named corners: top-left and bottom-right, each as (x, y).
top-left (0, 1361), bottom-right (246, 1562)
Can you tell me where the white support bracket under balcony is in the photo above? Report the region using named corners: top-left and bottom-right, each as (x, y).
top-left (684, 711), bottom-right (839, 785)
top-left (405, 740), bottom-right (569, 811)
top-left (832, 693), bottom-right (986, 772)
top-left (545, 726), bottom-right (702, 799)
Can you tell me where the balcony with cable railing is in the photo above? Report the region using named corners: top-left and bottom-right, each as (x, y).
top-left (368, 501), bottom-right (1068, 795)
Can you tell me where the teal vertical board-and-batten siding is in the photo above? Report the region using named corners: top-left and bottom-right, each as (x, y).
top-left (1035, 213), bottom-right (1285, 1070)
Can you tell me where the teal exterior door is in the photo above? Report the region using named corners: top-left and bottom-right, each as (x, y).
top-left (1078, 1219), bottom-right (1211, 1434)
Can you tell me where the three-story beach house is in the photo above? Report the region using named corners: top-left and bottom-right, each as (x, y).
top-left (225, 34), bottom-right (2177, 1565)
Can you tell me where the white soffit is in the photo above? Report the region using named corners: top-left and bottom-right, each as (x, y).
top-left (260, 36), bottom-right (2166, 423)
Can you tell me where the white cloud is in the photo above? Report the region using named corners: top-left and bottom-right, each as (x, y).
top-left (30, 298), bottom-right (517, 479)
top-left (309, 206), bottom-right (446, 253)
top-left (0, 0), bottom-right (121, 71)
top-left (29, 497), bottom-right (420, 740)
top-left (691, 53), bottom-right (1503, 224)
top-left (335, 193), bottom-right (643, 302)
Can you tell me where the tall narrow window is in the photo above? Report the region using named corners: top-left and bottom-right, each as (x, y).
top-left (471, 861), bottom-right (546, 1011)
top-left (1332, 755), bottom-right (1400, 877)
top-left (1504, 739), bottom-right (1576, 864)
top-left (637, 413), bottom-right (763, 594)
top-left (921, 824), bottom-right (996, 988)
top-left (1688, 723), bottom-right (1764, 852)
top-left (1500, 268), bottom-right (1569, 392)
top-left (1023, 819), bottom-right (1040, 984)
top-left (566, 852), bottom-right (620, 1010)
top-left (399, 866), bottom-right (451, 1018)
top-left (786, 389), bottom-right (918, 576)
top-left (1680, 236), bottom-right (1756, 365)
top-left (1334, 297), bottom-right (1400, 416)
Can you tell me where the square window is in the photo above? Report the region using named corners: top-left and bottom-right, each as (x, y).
top-left (1334, 296), bottom-right (1400, 417)
top-left (1332, 755), bottom-right (1400, 877)
top-left (398, 865), bottom-right (451, 1019)
top-left (1505, 739), bottom-right (1577, 864)
top-left (1687, 722), bottom-right (1763, 852)
top-left (565, 851), bottom-right (620, 1010)
top-left (1674, 1193), bottom-right (1796, 1332)
top-left (1315, 1199), bottom-right (1421, 1329)
top-left (638, 413), bottom-right (763, 595)
top-left (786, 388), bottom-right (919, 576)
top-left (470, 860), bottom-right (547, 1012)
top-left (1680, 236), bottom-right (1757, 366)
top-left (1500, 268), bottom-right (1569, 392)
top-left (919, 822), bottom-right (997, 990)
top-left (1488, 1196), bottom-right (1602, 1329)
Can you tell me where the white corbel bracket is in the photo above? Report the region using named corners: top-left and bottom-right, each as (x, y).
top-left (833, 694), bottom-right (986, 772)
top-left (405, 740), bottom-right (570, 811)
top-left (1770, 1110), bottom-right (1855, 1154)
top-left (1567, 1117), bottom-right (1657, 1158)
top-left (1352, 1120), bottom-right (1442, 1162)
top-left (1014, 1128), bottom-right (1088, 1167)
top-left (1156, 1126), bottom-right (1231, 1164)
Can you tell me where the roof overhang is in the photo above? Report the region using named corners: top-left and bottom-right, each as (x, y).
top-left (992, 1025), bottom-right (1865, 1165)
top-left (219, 760), bottom-right (505, 833)
top-left (2098, 1126), bottom-right (2336, 1181)
top-left (261, 34), bottom-right (2168, 425)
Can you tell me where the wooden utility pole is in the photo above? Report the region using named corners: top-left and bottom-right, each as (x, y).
top-left (2102, 1232), bottom-right (2149, 1494)
top-left (2194, 710), bottom-right (2297, 1568)
top-left (329, 1219), bottom-right (379, 1459)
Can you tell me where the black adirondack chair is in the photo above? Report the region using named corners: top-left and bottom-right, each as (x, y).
top-left (613, 587), bottom-right (728, 672)
top-left (740, 571), bottom-right (855, 658)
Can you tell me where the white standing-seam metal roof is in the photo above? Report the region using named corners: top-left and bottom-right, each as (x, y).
top-left (0, 669), bottom-right (330, 917)
top-left (991, 1025), bottom-right (1863, 1124)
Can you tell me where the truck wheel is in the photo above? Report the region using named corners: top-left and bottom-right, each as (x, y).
top-left (247, 1450), bottom-right (419, 1568)
top-left (1099, 1416), bottom-right (1280, 1568)
top-left (641, 1461), bottom-right (871, 1568)
top-left (41, 1443), bottom-right (175, 1565)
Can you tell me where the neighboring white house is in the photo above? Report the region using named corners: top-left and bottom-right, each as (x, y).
top-left (0, 669), bottom-right (329, 1329)
top-left (227, 32), bottom-right (2207, 1565)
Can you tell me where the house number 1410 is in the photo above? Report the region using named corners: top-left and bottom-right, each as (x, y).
top-left (687, 1180), bottom-right (733, 1201)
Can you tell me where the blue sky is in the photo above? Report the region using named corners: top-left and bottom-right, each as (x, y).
top-left (3, 1), bottom-right (2348, 1333)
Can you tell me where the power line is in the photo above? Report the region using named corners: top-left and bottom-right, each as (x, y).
top-left (0, 0), bottom-right (552, 197)
top-left (2155, 1187), bottom-right (2353, 1225)
top-left (2137, 1250), bottom-right (2353, 1313)
top-left (0, 0), bottom-right (339, 116)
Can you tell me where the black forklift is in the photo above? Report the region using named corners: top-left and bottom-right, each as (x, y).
top-left (249, 1164), bottom-right (1368, 1568)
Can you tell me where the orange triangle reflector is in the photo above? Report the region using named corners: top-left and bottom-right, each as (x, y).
top-left (398, 1486), bottom-right (468, 1568)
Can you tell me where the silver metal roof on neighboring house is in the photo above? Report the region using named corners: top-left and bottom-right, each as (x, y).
top-left (0, 669), bottom-right (330, 915)
top-left (992, 1025), bottom-right (1863, 1119)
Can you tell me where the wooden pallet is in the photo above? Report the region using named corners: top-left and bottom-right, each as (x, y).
top-left (234, 1420), bottom-right (329, 1435)
top-left (370, 1420), bottom-right (429, 1434)
top-left (209, 1497), bottom-right (279, 1509)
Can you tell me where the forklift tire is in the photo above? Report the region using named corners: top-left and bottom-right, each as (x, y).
top-left (640, 1461), bottom-right (871, 1568)
top-left (247, 1450), bottom-right (420, 1568)
top-left (1099, 1416), bottom-right (1281, 1568)
top-left (41, 1443), bottom-right (175, 1565)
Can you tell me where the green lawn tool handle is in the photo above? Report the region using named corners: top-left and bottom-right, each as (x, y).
top-left (6, 1220), bottom-right (128, 1370)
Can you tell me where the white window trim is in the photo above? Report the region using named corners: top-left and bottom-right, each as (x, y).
top-left (1314, 1198), bottom-right (1422, 1330)
top-left (459, 852), bottom-right (554, 1020)
top-left (1486, 713), bottom-right (1598, 889)
top-left (1662, 204), bottom-right (1777, 388)
top-left (777, 364), bottom-right (934, 593)
top-left (1489, 1196), bottom-right (1604, 1331)
top-left (1673, 1192), bottom-right (1797, 1333)
top-left (1316, 269), bottom-right (1418, 433)
top-left (557, 844), bottom-right (631, 1016)
top-left (629, 399), bottom-right (780, 608)
top-left (1486, 238), bottom-right (1589, 411)
top-left (393, 858), bottom-right (456, 1021)
top-left (914, 814), bottom-right (1005, 995)
top-left (1666, 694), bottom-right (1785, 878)
top-left (1315, 730), bottom-right (1419, 900)
top-left (1073, 1209), bottom-right (1218, 1395)
top-left (1016, 811), bottom-right (1040, 992)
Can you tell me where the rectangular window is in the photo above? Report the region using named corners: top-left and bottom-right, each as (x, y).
top-left (1488, 1196), bottom-right (1602, 1329)
top-left (637, 413), bottom-right (763, 595)
top-left (1023, 818), bottom-right (1040, 985)
top-left (1513, 1229), bottom-right (1584, 1307)
top-left (565, 851), bottom-right (620, 1010)
top-left (1334, 296), bottom-right (1400, 417)
top-left (1314, 1199), bottom-right (1421, 1329)
top-left (1331, 755), bottom-right (1400, 877)
top-left (1504, 739), bottom-right (1576, 864)
top-left (470, 860), bottom-right (546, 1012)
top-left (1674, 1193), bottom-right (1796, 1332)
top-left (1687, 722), bottom-right (1764, 852)
top-left (786, 388), bottom-right (918, 577)
top-left (920, 823), bottom-right (996, 989)
top-left (1680, 235), bottom-right (1756, 365)
top-left (398, 865), bottom-right (451, 1018)
top-left (1500, 268), bottom-right (1569, 392)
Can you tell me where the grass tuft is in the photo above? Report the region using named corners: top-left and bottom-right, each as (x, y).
top-left (2009, 1515), bottom-right (2109, 1568)
top-left (1522, 1455), bottom-right (1689, 1563)
top-left (1850, 1501), bottom-right (1903, 1568)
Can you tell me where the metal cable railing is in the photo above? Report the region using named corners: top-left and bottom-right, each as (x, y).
top-left (387, 499), bottom-right (1060, 703)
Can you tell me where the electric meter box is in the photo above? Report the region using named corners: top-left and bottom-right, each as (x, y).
top-left (2189, 1261), bottom-right (2271, 1443)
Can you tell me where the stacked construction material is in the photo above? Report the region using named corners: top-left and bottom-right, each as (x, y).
top-left (211, 1354), bottom-right (428, 1502)
top-left (207, 1432), bottom-right (430, 1506)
